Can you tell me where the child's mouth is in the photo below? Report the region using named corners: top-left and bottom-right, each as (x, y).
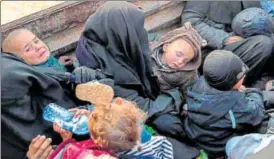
top-left (39, 48), bottom-right (48, 57)
top-left (39, 51), bottom-right (45, 58)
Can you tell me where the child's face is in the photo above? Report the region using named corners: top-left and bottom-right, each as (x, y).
top-left (162, 38), bottom-right (195, 69)
top-left (13, 30), bottom-right (50, 65)
top-left (88, 100), bottom-right (143, 152)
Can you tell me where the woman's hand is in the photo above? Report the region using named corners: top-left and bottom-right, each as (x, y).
top-left (53, 123), bottom-right (73, 141)
top-left (69, 108), bottom-right (92, 119)
top-left (58, 56), bottom-right (73, 66)
top-left (26, 135), bottom-right (53, 159)
top-left (224, 36), bottom-right (243, 45)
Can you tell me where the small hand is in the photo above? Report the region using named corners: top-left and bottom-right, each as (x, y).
top-left (26, 135), bottom-right (53, 159)
top-left (69, 108), bottom-right (92, 119)
top-left (53, 123), bottom-right (73, 141)
top-left (58, 56), bottom-right (73, 66)
top-left (224, 36), bottom-right (243, 45)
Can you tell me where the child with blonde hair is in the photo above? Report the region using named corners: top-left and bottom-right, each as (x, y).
top-left (48, 82), bottom-right (173, 159)
top-left (150, 22), bottom-right (206, 94)
top-left (2, 28), bottom-right (107, 84)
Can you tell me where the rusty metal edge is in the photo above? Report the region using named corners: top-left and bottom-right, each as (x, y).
top-left (50, 1), bottom-right (184, 56)
top-left (1, 1), bottom-right (183, 57)
top-left (0, 1), bottom-right (105, 40)
top-left (1, 1), bottom-right (82, 31)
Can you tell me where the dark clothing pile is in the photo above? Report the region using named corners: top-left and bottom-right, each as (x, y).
top-left (182, 1), bottom-right (261, 49)
top-left (182, 1), bottom-right (274, 86)
top-left (184, 76), bottom-right (266, 154)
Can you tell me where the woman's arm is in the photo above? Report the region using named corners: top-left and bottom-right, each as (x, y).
top-left (113, 85), bottom-right (183, 121)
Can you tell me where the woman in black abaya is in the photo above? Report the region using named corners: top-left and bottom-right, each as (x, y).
top-left (75, 2), bottom-right (199, 158)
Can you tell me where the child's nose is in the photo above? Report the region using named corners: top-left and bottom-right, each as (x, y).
top-left (178, 59), bottom-right (184, 65)
top-left (35, 44), bottom-right (43, 51)
top-left (177, 59), bottom-right (186, 67)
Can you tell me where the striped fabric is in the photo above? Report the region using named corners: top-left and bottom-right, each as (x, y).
top-left (118, 136), bottom-right (174, 159)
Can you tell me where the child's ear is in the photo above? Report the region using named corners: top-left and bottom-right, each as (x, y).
top-left (163, 43), bottom-right (169, 52)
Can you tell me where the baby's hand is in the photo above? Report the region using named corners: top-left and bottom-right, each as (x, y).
top-left (69, 108), bottom-right (91, 119)
top-left (53, 123), bottom-right (73, 141)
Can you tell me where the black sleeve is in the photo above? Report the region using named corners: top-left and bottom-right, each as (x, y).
top-left (113, 85), bottom-right (183, 121)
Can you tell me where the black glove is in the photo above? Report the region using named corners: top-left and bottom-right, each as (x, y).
top-left (70, 66), bottom-right (106, 84)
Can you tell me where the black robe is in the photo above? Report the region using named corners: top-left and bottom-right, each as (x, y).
top-left (75, 2), bottom-right (200, 158)
top-left (76, 1), bottom-right (160, 99)
top-left (1, 52), bottom-right (77, 159)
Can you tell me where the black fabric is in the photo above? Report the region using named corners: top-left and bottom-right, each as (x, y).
top-left (74, 3), bottom-right (201, 156)
top-left (232, 7), bottom-right (274, 38)
top-left (181, 1), bottom-right (261, 49)
top-left (166, 137), bottom-right (200, 159)
top-left (75, 1), bottom-right (185, 129)
top-left (182, 1), bottom-right (273, 86)
top-left (1, 52), bottom-right (78, 159)
top-left (71, 66), bottom-right (107, 84)
top-left (203, 50), bottom-right (248, 91)
top-left (199, 35), bottom-right (273, 86)
top-left (76, 1), bottom-right (160, 99)
top-left (222, 35), bottom-right (273, 86)
top-left (251, 73), bottom-right (274, 90)
top-left (112, 85), bottom-right (183, 121)
top-left (184, 76), bottom-right (265, 154)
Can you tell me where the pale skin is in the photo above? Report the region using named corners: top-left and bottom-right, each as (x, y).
top-left (2, 29), bottom-right (73, 66)
top-left (26, 135), bottom-right (53, 159)
top-left (224, 36), bottom-right (244, 45)
top-left (26, 108), bottom-right (91, 159)
top-left (3, 29), bottom-right (51, 65)
top-left (161, 38), bottom-right (195, 69)
top-left (232, 76), bottom-right (246, 91)
top-left (54, 108), bottom-right (91, 141)
top-left (27, 133), bottom-right (118, 159)
top-left (53, 109), bottom-right (119, 158)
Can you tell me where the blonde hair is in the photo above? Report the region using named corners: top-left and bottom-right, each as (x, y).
top-left (88, 97), bottom-right (146, 152)
top-left (2, 28), bottom-right (30, 53)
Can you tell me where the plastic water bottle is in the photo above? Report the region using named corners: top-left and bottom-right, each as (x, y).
top-left (43, 103), bottom-right (89, 135)
top-left (43, 103), bottom-right (152, 140)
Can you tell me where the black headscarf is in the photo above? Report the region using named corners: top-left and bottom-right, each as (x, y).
top-left (76, 1), bottom-right (159, 98)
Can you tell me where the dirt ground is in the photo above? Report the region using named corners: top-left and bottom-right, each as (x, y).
top-left (1, 1), bottom-right (64, 25)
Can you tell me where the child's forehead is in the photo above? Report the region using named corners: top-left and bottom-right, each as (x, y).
top-left (17, 30), bottom-right (36, 41)
top-left (15, 31), bottom-right (37, 47)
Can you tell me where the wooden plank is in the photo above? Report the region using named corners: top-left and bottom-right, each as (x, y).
top-left (45, 1), bottom-right (183, 56)
top-left (145, 1), bottom-right (184, 33)
top-left (1, 1), bottom-right (105, 40)
top-left (1, 1), bottom-right (185, 56)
